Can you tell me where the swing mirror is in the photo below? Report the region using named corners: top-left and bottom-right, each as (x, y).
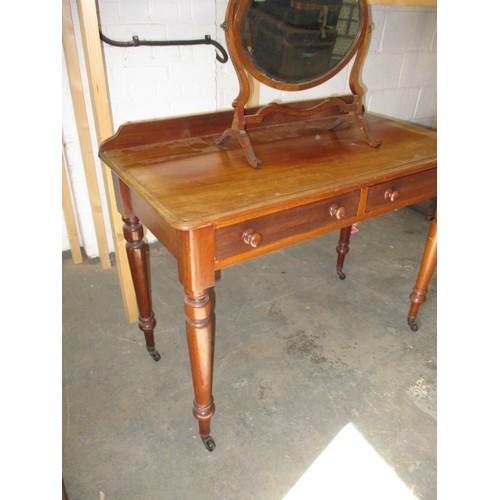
top-left (238, 0), bottom-right (363, 88)
top-left (217, 0), bottom-right (380, 168)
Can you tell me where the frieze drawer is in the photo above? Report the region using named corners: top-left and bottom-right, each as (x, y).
top-left (215, 191), bottom-right (360, 262)
top-left (365, 168), bottom-right (437, 214)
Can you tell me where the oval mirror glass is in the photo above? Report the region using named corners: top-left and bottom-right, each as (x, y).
top-left (239, 0), bottom-right (362, 87)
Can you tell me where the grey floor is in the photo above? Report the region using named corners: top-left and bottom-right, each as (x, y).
top-left (62, 207), bottom-right (437, 500)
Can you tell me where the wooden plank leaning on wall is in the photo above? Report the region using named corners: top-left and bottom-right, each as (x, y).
top-left (62, 154), bottom-right (83, 265)
top-left (73, 0), bottom-right (138, 322)
top-left (62, 0), bottom-right (111, 270)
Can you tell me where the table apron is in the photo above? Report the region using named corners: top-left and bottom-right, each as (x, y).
top-left (214, 167), bottom-right (436, 269)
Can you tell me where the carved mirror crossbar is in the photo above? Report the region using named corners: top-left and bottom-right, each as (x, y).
top-left (217, 0), bottom-right (381, 167)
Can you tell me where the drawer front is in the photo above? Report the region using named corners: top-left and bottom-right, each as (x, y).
top-left (365, 168), bottom-right (436, 214)
top-left (215, 191), bottom-right (360, 262)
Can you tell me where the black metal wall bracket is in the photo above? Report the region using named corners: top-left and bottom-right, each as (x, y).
top-left (99, 31), bottom-right (228, 63)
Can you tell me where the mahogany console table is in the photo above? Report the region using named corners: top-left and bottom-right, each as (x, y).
top-left (99, 105), bottom-right (437, 451)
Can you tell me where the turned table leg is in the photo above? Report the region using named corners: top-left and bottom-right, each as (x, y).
top-left (122, 216), bottom-right (160, 361)
top-left (408, 214), bottom-right (437, 331)
top-left (184, 290), bottom-right (216, 451)
top-left (177, 226), bottom-right (217, 450)
top-left (336, 225), bottom-right (352, 280)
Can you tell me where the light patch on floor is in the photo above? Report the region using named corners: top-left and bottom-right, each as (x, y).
top-left (283, 423), bottom-right (417, 499)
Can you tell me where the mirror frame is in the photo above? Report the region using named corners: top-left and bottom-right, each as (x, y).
top-left (234, 0), bottom-right (367, 91)
top-left (216, 0), bottom-right (381, 168)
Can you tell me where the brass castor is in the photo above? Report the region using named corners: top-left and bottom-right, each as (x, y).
top-left (148, 348), bottom-right (161, 362)
top-left (407, 317), bottom-right (419, 332)
top-left (201, 435), bottom-right (216, 452)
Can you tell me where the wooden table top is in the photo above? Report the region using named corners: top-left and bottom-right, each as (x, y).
top-left (100, 110), bottom-right (437, 230)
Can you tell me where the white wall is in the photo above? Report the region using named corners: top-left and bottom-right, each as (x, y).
top-left (62, 0), bottom-right (436, 259)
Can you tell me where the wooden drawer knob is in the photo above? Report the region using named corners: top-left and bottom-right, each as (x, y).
top-left (242, 229), bottom-right (263, 248)
top-left (329, 203), bottom-right (346, 220)
top-left (384, 188), bottom-right (400, 202)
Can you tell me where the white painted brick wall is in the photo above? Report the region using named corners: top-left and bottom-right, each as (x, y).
top-left (98, 0), bottom-right (218, 124)
top-left (62, 1), bottom-right (436, 257)
top-left (365, 6), bottom-right (437, 126)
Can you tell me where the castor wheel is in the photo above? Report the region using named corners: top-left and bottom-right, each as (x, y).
top-left (407, 317), bottom-right (419, 332)
top-left (148, 349), bottom-right (161, 362)
top-left (201, 435), bottom-right (216, 452)
top-left (336, 268), bottom-right (346, 280)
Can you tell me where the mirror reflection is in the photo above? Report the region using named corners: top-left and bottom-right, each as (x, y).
top-left (240, 0), bottom-right (361, 85)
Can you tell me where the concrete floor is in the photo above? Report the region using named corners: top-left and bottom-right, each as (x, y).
top-left (62, 207), bottom-right (436, 500)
